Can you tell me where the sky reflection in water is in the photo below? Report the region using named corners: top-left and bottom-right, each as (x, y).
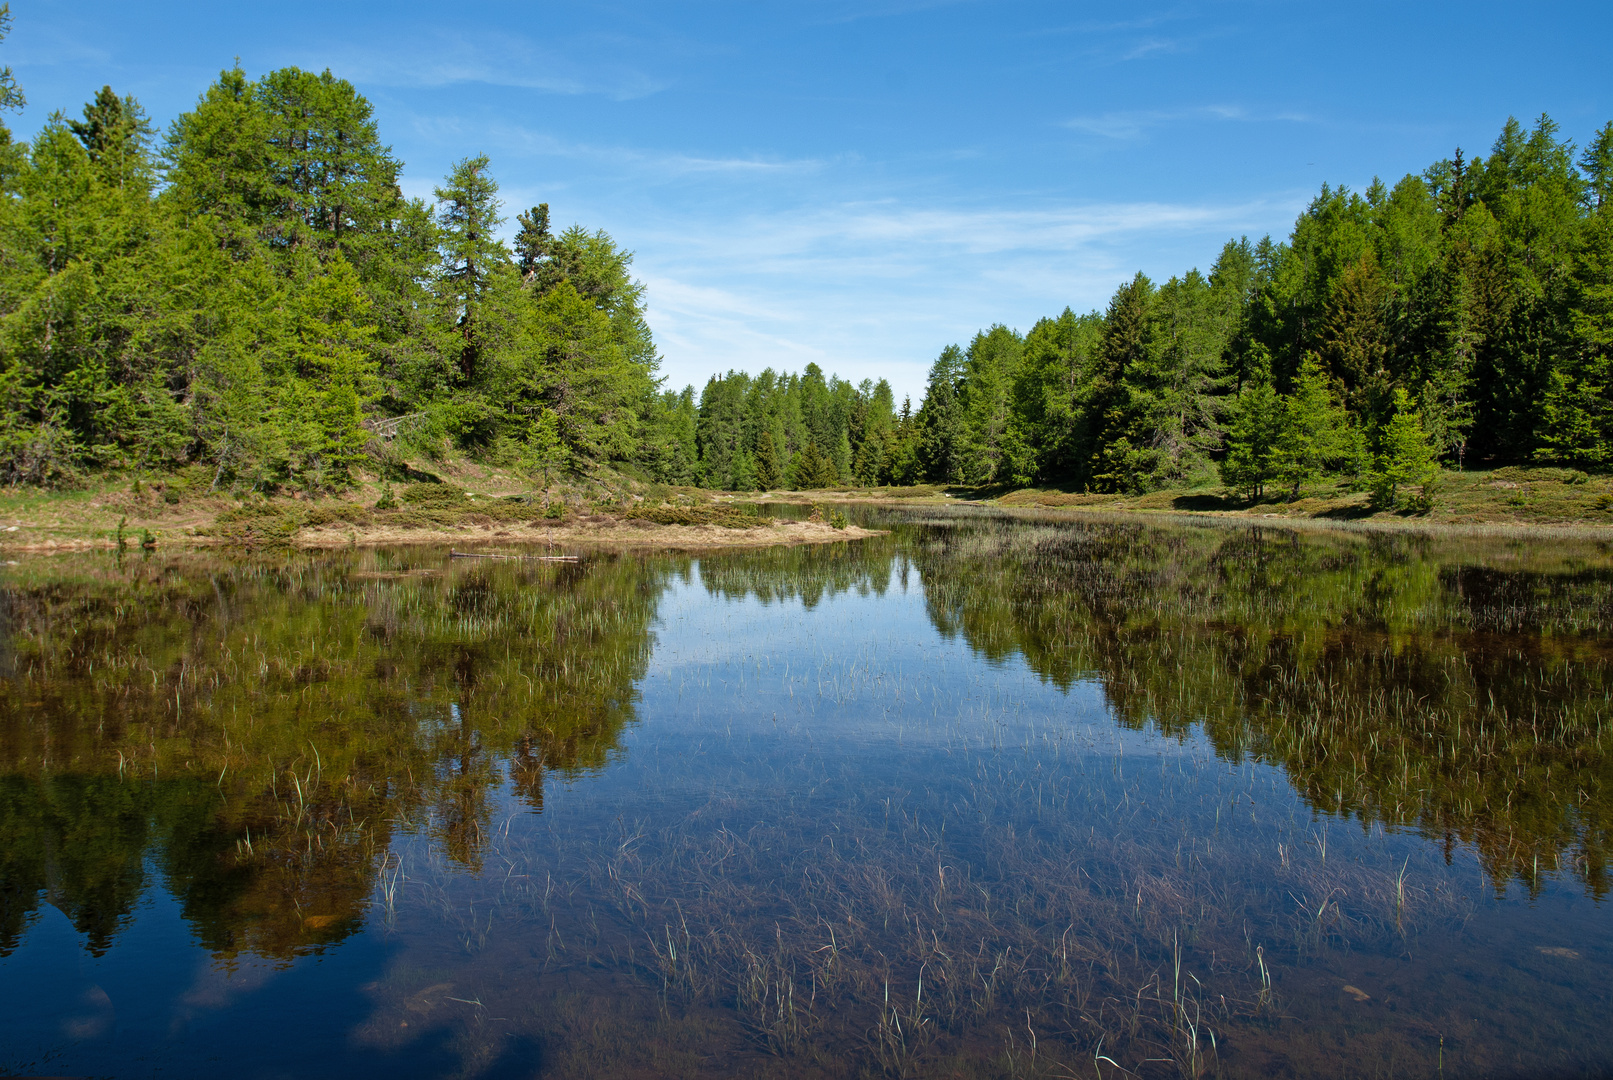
top-left (2, 510), bottom-right (1611, 1078)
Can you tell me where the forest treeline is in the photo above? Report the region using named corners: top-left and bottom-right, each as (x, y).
top-left (1, 10), bottom-right (1608, 497)
top-left (0, 29), bottom-right (684, 491)
top-left (887, 113), bottom-right (1613, 503)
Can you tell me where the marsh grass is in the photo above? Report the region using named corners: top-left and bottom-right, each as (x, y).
top-left (385, 715), bottom-right (1488, 1078)
top-left (991, 466), bottom-right (1613, 528)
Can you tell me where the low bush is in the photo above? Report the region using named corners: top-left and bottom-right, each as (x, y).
top-left (399, 483), bottom-right (466, 507)
top-left (623, 504), bottom-right (762, 528)
top-left (1491, 466), bottom-right (1591, 485)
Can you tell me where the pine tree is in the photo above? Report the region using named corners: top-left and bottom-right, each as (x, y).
top-left (69, 86), bottom-right (154, 191)
top-left (434, 155), bottom-right (507, 386)
top-left (528, 281), bottom-right (650, 462)
top-left (1536, 366), bottom-right (1607, 467)
top-left (0, 5), bottom-right (23, 113)
top-left (1321, 251), bottom-right (1391, 417)
top-left (1370, 388), bottom-right (1439, 509)
top-left (730, 447), bottom-right (757, 491)
top-left (916, 346), bottom-right (964, 483)
top-left (1220, 366), bottom-right (1283, 500)
top-left (792, 442), bottom-right (839, 489)
top-left (1272, 354), bottom-right (1344, 498)
top-left (274, 256), bottom-right (380, 489)
top-left (754, 428), bottom-right (782, 490)
top-left (957, 324), bottom-right (1023, 483)
top-left (1583, 122), bottom-right (1613, 212)
top-left (514, 203), bottom-right (552, 278)
top-left (1084, 273), bottom-right (1154, 490)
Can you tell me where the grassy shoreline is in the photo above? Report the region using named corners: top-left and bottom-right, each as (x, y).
top-left (0, 463), bottom-right (1610, 554)
top-left (809, 465), bottom-right (1613, 534)
top-left (0, 465), bottom-right (881, 554)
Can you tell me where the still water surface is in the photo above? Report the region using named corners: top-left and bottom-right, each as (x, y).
top-left (2, 508), bottom-right (1611, 1078)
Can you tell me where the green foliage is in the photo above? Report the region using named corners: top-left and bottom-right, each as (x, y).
top-left (901, 112), bottom-right (1613, 493)
top-left (791, 441), bottom-right (841, 490)
top-left (688, 365), bottom-right (892, 491)
top-left (0, 36), bottom-right (1608, 501)
top-left (916, 346), bottom-right (965, 484)
top-left (1370, 388), bottom-right (1440, 509)
top-left (754, 427), bottom-right (782, 490)
top-left (0, 43), bottom-right (664, 491)
top-left (0, 5), bottom-right (22, 114)
top-left (399, 483), bottom-right (465, 507)
top-left (1271, 354), bottom-right (1349, 498)
top-left (1219, 375), bottom-right (1283, 500)
top-left (623, 503), bottom-right (760, 528)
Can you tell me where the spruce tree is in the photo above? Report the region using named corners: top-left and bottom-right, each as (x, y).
top-left (730, 447), bottom-right (757, 491)
top-left (514, 203), bottom-right (552, 278)
top-left (1272, 355), bottom-right (1344, 498)
top-left (1370, 389), bottom-right (1439, 509)
top-left (434, 155), bottom-right (507, 386)
top-left (754, 429), bottom-right (782, 490)
top-left (69, 86), bottom-right (153, 191)
top-left (1536, 366), bottom-right (1608, 467)
top-left (1220, 370), bottom-right (1283, 500)
top-left (792, 442), bottom-right (839, 489)
top-left (916, 346), bottom-right (964, 483)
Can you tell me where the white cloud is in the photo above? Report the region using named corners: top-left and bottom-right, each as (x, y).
top-left (629, 194), bottom-right (1305, 398)
top-left (1063, 105), bottom-right (1308, 141)
top-left (1120, 37), bottom-right (1186, 61)
top-left (311, 33), bottom-right (669, 100)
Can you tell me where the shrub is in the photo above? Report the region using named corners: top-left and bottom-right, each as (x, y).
top-left (1491, 466), bottom-right (1590, 485)
top-left (399, 483), bottom-right (465, 508)
top-left (209, 505), bottom-right (305, 546)
top-left (623, 504), bottom-right (761, 528)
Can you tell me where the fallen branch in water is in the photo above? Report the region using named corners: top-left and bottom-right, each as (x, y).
top-left (450, 550), bottom-right (579, 562)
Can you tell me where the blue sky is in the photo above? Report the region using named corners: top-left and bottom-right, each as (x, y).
top-left (8, 1), bottom-right (1610, 399)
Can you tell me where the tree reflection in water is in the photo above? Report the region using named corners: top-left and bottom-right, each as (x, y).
top-left (1, 516), bottom-right (1611, 1078)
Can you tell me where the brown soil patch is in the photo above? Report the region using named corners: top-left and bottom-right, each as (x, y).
top-left (293, 518), bottom-right (882, 551)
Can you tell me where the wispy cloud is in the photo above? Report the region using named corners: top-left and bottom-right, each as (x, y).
top-left (1063, 105), bottom-right (1309, 141)
top-left (315, 33), bottom-right (669, 100)
top-left (1120, 37), bottom-right (1188, 61)
top-left (401, 116), bottom-right (828, 180)
top-left (1022, 9), bottom-right (1191, 39)
top-left (629, 193), bottom-right (1306, 395)
top-left (812, 0), bottom-right (983, 27)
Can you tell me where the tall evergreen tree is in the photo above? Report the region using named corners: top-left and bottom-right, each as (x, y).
top-left (915, 346), bottom-right (965, 483)
top-left (434, 154), bottom-right (506, 388)
top-left (0, 5), bottom-right (22, 114)
top-left (1272, 355), bottom-right (1347, 498)
top-left (1219, 355), bottom-right (1283, 500)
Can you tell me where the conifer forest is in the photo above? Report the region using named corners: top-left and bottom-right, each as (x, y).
top-left (11, 6), bottom-right (1613, 1077)
top-left (4, 20), bottom-right (1612, 500)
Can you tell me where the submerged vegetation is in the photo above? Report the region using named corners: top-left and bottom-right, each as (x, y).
top-left (2, 510), bottom-right (1612, 1076)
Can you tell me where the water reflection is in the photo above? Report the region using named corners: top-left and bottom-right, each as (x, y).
top-left (0, 550), bottom-right (664, 960)
top-left (0, 516), bottom-right (1610, 1078)
top-left (906, 513), bottom-right (1613, 895)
